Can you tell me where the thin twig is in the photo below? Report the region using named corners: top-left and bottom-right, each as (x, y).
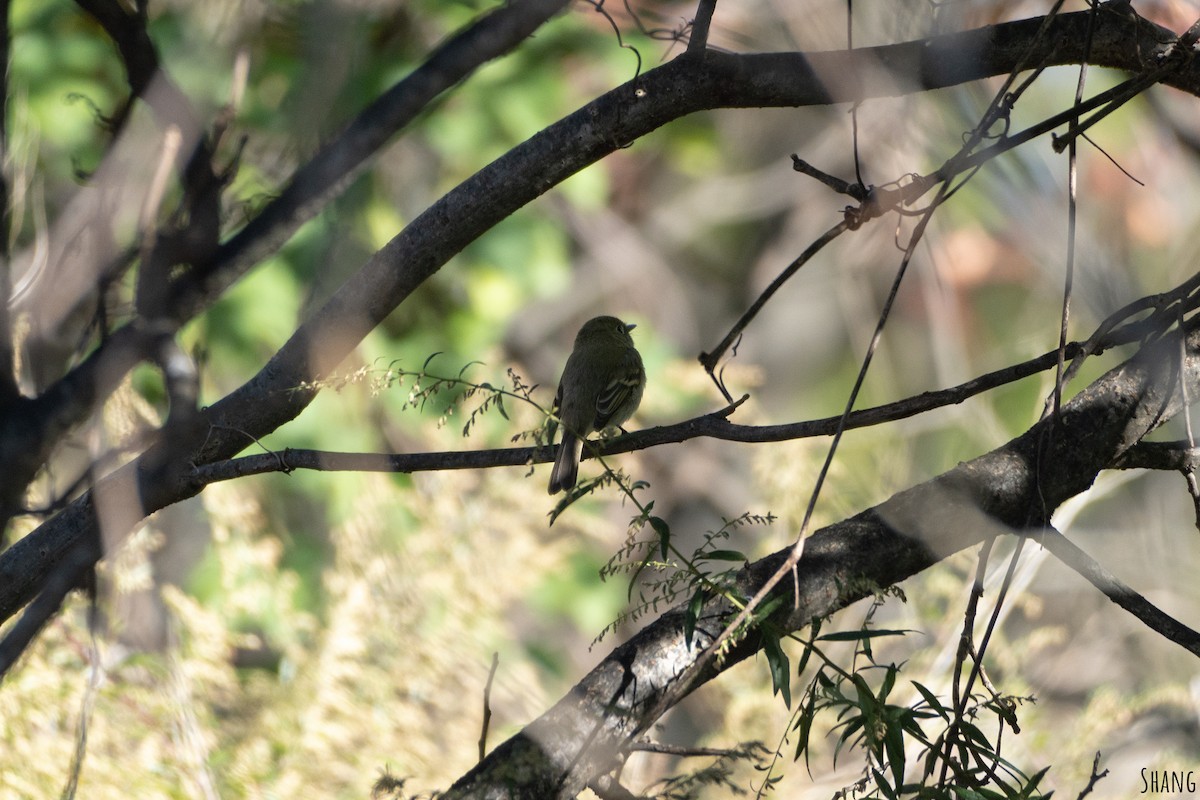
top-left (790, 156), bottom-right (868, 200)
top-left (699, 219), bottom-right (849, 383)
top-left (1080, 132), bottom-right (1144, 185)
top-left (1038, 527), bottom-right (1200, 656)
top-left (938, 535), bottom-right (994, 787)
top-left (687, 0), bottom-right (718, 54)
top-left (847, 0), bottom-right (865, 190)
top-left (629, 741), bottom-right (743, 758)
top-left (61, 613), bottom-right (102, 800)
top-left (1075, 752), bottom-right (1109, 800)
top-left (478, 652), bottom-right (500, 762)
top-left (0, 539), bottom-right (97, 678)
top-left (1044, 0), bottom-right (1097, 424)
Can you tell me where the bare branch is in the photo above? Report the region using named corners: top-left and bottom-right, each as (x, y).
top-left (0, 537), bottom-right (96, 676)
top-left (628, 741), bottom-right (744, 758)
top-left (789, 156), bottom-right (868, 200)
top-left (687, 0), bottom-right (718, 54)
top-left (179, 334), bottom-right (1103, 487)
top-left (1075, 753), bottom-right (1109, 800)
top-left (477, 653), bottom-right (500, 763)
top-left (1037, 527), bottom-right (1200, 656)
top-left (699, 220), bottom-right (849, 382)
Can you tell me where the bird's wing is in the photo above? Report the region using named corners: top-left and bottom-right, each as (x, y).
top-left (593, 352), bottom-right (642, 430)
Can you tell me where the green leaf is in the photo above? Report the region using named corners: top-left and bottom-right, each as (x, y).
top-left (911, 681), bottom-right (950, 720)
top-left (872, 766), bottom-right (898, 800)
top-left (748, 594), bottom-right (786, 625)
top-left (833, 716), bottom-right (865, 762)
top-left (878, 663), bottom-right (898, 702)
top-left (794, 643), bottom-right (815, 681)
top-left (958, 720), bottom-right (996, 754)
top-left (884, 720), bottom-right (906, 792)
top-left (950, 786), bottom-right (1005, 800)
top-left (851, 673), bottom-right (877, 711)
top-left (649, 515), bottom-right (670, 560)
top-left (761, 630), bottom-right (791, 709)
top-left (793, 685), bottom-right (818, 766)
top-left (1018, 766), bottom-right (1052, 799)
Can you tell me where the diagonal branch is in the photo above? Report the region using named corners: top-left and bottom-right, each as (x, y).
top-left (1037, 527), bottom-right (1200, 656)
top-left (163, 0), bottom-right (575, 321)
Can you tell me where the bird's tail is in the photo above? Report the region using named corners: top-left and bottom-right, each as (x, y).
top-left (548, 432), bottom-right (581, 494)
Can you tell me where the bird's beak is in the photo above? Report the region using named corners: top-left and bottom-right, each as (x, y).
top-left (625, 323), bottom-right (637, 332)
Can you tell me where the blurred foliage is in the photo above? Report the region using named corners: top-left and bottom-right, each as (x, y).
top-left (4, 0), bottom-right (1200, 798)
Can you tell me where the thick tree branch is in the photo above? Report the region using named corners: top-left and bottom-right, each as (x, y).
top-left (445, 315), bottom-right (1200, 799)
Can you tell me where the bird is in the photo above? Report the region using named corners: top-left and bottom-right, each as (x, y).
top-left (547, 315), bottom-right (646, 495)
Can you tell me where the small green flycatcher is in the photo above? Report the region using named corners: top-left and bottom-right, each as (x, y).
top-left (547, 315), bottom-right (646, 494)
